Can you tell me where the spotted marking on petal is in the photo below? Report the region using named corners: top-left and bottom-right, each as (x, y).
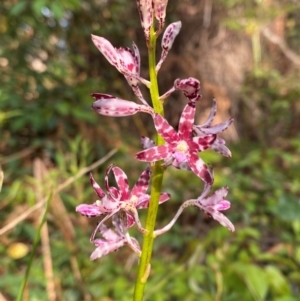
top-left (174, 78), bottom-right (201, 101)
top-left (91, 97), bottom-right (142, 117)
top-left (154, 0), bottom-right (169, 30)
top-left (136, 0), bottom-right (153, 41)
top-left (91, 35), bottom-right (121, 70)
top-left (136, 144), bottom-right (174, 162)
top-left (131, 167), bottom-right (150, 197)
top-left (178, 102), bottom-right (196, 140)
top-left (76, 204), bottom-right (104, 217)
top-left (188, 152), bottom-right (214, 184)
top-left (156, 21), bottom-right (181, 71)
top-left (89, 173), bottom-right (105, 198)
top-left (192, 135), bottom-right (216, 152)
top-left (153, 113), bottom-right (179, 143)
top-left (112, 166), bottom-right (130, 201)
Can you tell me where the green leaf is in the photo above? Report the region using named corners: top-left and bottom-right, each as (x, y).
top-left (231, 263), bottom-right (269, 300)
top-left (271, 194), bottom-right (300, 222)
top-left (9, 1), bottom-right (27, 16)
top-left (265, 265), bottom-right (291, 296)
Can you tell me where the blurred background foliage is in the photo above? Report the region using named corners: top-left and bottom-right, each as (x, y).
top-left (1, 0), bottom-right (300, 300)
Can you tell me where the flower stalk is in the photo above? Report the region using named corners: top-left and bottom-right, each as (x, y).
top-left (133, 24), bottom-right (165, 301)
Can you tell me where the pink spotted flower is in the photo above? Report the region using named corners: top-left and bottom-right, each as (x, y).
top-left (91, 35), bottom-right (149, 103)
top-left (90, 215), bottom-right (141, 261)
top-left (154, 184), bottom-right (235, 236)
top-left (136, 101), bottom-right (216, 184)
top-left (76, 164), bottom-right (170, 241)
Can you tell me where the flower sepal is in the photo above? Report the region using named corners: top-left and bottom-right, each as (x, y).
top-left (91, 93), bottom-right (154, 117)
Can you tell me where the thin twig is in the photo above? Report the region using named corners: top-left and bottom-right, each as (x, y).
top-left (0, 148), bottom-right (118, 236)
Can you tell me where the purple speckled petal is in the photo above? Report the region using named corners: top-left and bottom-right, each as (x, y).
top-left (188, 152), bottom-right (214, 184)
top-left (154, 0), bottom-right (169, 31)
top-left (136, 144), bottom-right (174, 162)
top-left (131, 167), bottom-right (150, 197)
top-left (91, 93), bottom-right (153, 117)
top-left (153, 113), bottom-right (179, 143)
top-left (89, 173), bottom-right (105, 199)
top-left (91, 35), bottom-right (121, 71)
top-left (76, 203), bottom-right (106, 217)
top-left (174, 78), bottom-right (201, 101)
top-left (178, 102), bottom-right (196, 140)
top-left (156, 21), bottom-right (181, 71)
top-left (192, 135), bottom-right (216, 152)
top-left (136, 0), bottom-right (153, 41)
top-left (112, 166), bottom-right (130, 201)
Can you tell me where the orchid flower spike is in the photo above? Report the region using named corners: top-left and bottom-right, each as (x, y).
top-left (91, 93), bottom-right (154, 117)
top-left (76, 164), bottom-right (170, 241)
top-left (136, 0), bottom-right (153, 42)
top-left (90, 214), bottom-right (141, 261)
top-left (136, 101), bottom-right (216, 184)
top-left (193, 98), bottom-right (234, 157)
top-left (156, 21), bottom-right (182, 72)
top-left (91, 35), bottom-right (149, 102)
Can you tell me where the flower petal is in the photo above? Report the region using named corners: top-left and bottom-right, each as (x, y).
top-left (76, 203), bottom-right (106, 217)
top-left (178, 102), bottom-right (196, 139)
top-left (210, 139), bottom-right (232, 157)
top-left (136, 144), bottom-right (174, 162)
top-left (205, 209), bottom-right (235, 232)
top-left (98, 224), bottom-right (121, 242)
top-left (141, 136), bottom-right (156, 149)
top-left (136, 192), bottom-right (170, 209)
top-left (200, 186), bottom-right (229, 206)
top-left (112, 166), bottom-right (130, 201)
top-left (90, 238), bottom-right (127, 260)
top-left (192, 135), bottom-right (216, 152)
top-left (156, 21), bottom-right (182, 71)
top-left (188, 152), bottom-right (214, 184)
top-left (136, 0), bottom-right (153, 41)
top-left (194, 118), bottom-right (234, 135)
top-left (153, 113), bottom-right (179, 143)
top-left (91, 93), bottom-right (153, 116)
top-left (174, 78), bottom-right (201, 101)
top-left (89, 173), bottom-right (105, 199)
top-left (91, 35), bottom-right (121, 71)
top-left (154, 0), bottom-right (169, 31)
top-left (200, 98), bottom-right (217, 127)
top-left (159, 192), bottom-right (171, 203)
top-left (131, 167), bottom-right (150, 197)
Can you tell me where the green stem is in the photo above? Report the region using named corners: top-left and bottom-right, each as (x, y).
top-left (133, 26), bottom-right (165, 301)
